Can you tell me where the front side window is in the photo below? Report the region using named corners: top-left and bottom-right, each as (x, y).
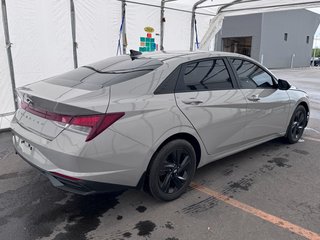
top-left (177, 59), bottom-right (233, 92)
top-left (230, 59), bottom-right (275, 89)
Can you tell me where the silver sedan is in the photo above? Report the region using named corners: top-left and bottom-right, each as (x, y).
top-left (11, 51), bottom-right (309, 201)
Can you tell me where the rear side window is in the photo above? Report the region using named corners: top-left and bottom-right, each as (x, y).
top-left (176, 59), bottom-right (233, 92)
top-left (154, 66), bottom-right (180, 94)
top-left (230, 59), bottom-right (275, 89)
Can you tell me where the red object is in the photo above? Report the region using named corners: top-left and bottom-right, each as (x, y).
top-left (21, 101), bottom-right (72, 123)
top-left (147, 33), bottom-right (152, 38)
top-left (71, 113), bottom-right (125, 142)
top-left (21, 100), bottom-right (125, 142)
top-left (50, 171), bottom-right (81, 181)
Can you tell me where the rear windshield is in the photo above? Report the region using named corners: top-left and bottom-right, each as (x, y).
top-left (45, 56), bottom-right (163, 90)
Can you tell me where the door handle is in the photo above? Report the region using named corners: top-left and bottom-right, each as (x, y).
top-left (181, 99), bottom-right (203, 105)
top-left (247, 95), bottom-right (260, 102)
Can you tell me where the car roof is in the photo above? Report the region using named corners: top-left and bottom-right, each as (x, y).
top-left (141, 50), bottom-right (248, 62)
top-left (140, 50), bottom-right (276, 80)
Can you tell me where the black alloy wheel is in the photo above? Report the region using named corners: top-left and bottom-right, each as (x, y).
top-left (148, 139), bottom-right (196, 201)
top-left (286, 105), bottom-right (307, 144)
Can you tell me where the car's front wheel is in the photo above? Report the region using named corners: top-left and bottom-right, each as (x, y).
top-left (286, 105), bottom-right (307, 144)
top-left (148, 139), bottom-right (196, 201)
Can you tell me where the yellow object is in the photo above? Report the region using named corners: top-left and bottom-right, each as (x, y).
top-left (144, 26), bottom-right (154, 33)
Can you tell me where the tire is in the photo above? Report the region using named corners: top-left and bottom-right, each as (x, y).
top-left (286, 105), bottom-right (307, 144)
top-left (148, 139), bottom-right (196, 201)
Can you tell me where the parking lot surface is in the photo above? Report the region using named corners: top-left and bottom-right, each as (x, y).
top-left (1, 68), bottom-right (320, 240)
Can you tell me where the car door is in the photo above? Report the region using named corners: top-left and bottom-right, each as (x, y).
top-left (175, 58), bottom-right (247, 156)
top-left (228, 58), bottom-right (291, 142)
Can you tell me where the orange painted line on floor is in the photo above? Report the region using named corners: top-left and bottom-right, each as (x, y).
top-left (191, 182), bottom-right (320, 240)
top-left (303, 136), bottom-right (320, 143)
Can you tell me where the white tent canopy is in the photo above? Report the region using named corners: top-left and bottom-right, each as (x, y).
top-left (1, 0), bottom-right (319, 129)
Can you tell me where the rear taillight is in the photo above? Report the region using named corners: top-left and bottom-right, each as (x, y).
top-left (70, 113), bottom-right (125, 142)
top-left (21, 101), bottom-right (124, 141)
top-left (21, 101), bottom-right (72, 123)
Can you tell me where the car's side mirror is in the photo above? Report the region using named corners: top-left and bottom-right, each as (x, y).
top-left (278, 79), bottom-right (291, 90)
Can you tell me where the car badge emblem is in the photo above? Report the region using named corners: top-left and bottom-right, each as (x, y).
top-left (26, 97), bottom-right (33, 106)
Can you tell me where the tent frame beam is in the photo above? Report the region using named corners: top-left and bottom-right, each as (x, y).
top-left (191, 0), bottom-right (253, 51)
top-left (197, 0), bottom-right (260, 9)
top-left (1, 0), bottom-right (18, 111)
top-left (222, 0), bottom-right (320, 13)
top-left (190, 0), bottom-right (208, 51)
top-left (119, 0), bottom-right (216, 51)
top-left (117, 0), bottom-right (215, 16)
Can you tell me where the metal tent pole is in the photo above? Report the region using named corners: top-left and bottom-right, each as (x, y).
top-left (121, 1), bottom-right (127, 54)
top-left (160, 1), bottom-right (176, 51)
top-left (1, 0), bottom-right (18, 110)
top-left (312, 38), bottom-right (317, 66)
top-left (160, 0), bottom-right (165, 51)
top-left (190, 0), bottom-right (208, 51)
top-left (70, 0), bottom-right (78, 68)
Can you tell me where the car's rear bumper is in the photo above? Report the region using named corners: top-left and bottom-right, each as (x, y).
top-left (15, 150), bottom-right (131, 195)
top-left (11, 114), bottom-right (150, 193)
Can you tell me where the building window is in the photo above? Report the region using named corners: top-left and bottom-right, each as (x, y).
top-left (222, 37), bottom-right (252, 57)
top-left (284, 33), bottom-right (288, 41)
top-left (306, 36), bottom-right (310, 44)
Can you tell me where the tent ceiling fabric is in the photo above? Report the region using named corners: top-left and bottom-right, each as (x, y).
top-left (135, 0), bottom-right (320, 15)
top-left (75, 0), bottom-right (121, 66)
top-left (0, 0), bottom-right (319, 129)
top-left (5, 0), bottom-right (74, 88)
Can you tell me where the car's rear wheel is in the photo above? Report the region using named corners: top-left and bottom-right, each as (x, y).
top-left (148, 139), bottom-right (196, 201)
top-left (286, 105), bottom-right (307, 144)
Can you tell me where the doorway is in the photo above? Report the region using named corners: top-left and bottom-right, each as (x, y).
top-left (222, 37), bottom-right (252, 57)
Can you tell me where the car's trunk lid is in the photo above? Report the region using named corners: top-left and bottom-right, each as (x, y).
top-left (15, 69), bottom-right (110, 140)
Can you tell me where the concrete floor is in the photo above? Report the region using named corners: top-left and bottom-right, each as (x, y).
top-left (1, 68), bottom-right (320, 240)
